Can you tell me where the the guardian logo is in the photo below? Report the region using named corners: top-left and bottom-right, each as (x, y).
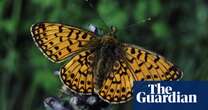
top-left (136, 83), bottom-right (197, 103)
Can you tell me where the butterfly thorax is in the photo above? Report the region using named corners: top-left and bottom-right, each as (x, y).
top-left (100, 35), bottom-right (118, 44)
top-left (93, 35), bottom-right (123, 91)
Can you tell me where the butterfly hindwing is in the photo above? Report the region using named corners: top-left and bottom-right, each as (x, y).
top-left (98, 59), bottom-right (134, 104)
top-left (60, 50), bottom-right (96, 94)
top-left (123, 44), bottom-right (183, 81)
top-left (31, 22), bottom-right (95, 62)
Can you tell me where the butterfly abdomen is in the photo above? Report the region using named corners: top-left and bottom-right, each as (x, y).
top-left (93, 38), bottom-right (123, 91)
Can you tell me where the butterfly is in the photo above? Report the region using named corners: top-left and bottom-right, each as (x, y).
top-left (30, 22), bottom-right (183, 104)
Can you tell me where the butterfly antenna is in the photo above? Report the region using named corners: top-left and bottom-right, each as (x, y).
top-left (118, 17), bottom-right (152, 32)
top-left (84, 0), bottom-right (110, 32)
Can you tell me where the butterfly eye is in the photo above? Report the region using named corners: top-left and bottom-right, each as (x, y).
top-left (88, 24), bottom-right (105, 36)
top-left (89, 24), bottom-right (98, 33)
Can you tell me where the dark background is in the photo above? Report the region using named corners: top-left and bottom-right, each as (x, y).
top-left (0, 0), bottom-right (208, 110)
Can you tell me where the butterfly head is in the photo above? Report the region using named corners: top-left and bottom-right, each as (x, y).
top-left (100, 26), bottom-right (118, 44)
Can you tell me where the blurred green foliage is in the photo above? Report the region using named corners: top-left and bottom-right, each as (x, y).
top-left (0, 0), bottom-right (208, 110)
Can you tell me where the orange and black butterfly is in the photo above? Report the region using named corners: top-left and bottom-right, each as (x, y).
top-left (30, 22), bottom-right (183, 104)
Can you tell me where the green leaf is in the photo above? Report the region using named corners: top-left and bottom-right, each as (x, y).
top-left (34, 69), bottom-right (60, 94)
top-left (150, 0), bottom-right (161, 16)
top-left (28, 47), bottom-right (49, 69)
top-left (98, 0), bottom-right (127, 28)
top-left (3, 50), bottom-right (18, 74)
top-left (134, 0), bottom-right (147, 21)
top-left (32, 0), bottom-right (59, 7)
top-left (152, 21), bottom-right (170, 39)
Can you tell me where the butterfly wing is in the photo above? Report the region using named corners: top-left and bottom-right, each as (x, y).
top-left (60, 49), bottom-right (96, 94)
top-left (98, 44), bottom-right (183, 104)
top-left (123, 44), bottom-right (183, 81)
top-left (98, 59), bottom-right (134, 104)
top-left (30, 22), bottom-right (96, 63)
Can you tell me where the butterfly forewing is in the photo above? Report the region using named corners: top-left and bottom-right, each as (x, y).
top-left (30, 22), bottom-right (95, 63)
top-left (123, 44), bottom-right (183, 81)
top-left (60, 50), bottom-right (96, 94)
